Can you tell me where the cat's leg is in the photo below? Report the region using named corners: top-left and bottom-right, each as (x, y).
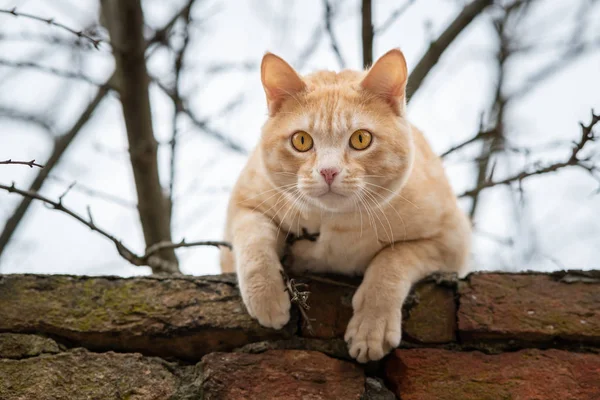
top-left (231, 209), bottom-right (290, 329)
top-left (344, 238), bottom-right (461, 363)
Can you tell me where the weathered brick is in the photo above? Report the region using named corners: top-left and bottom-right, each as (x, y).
top-left (0, 274), bottom-right (296, 361)
top-left (0, 333), bottom-right (60, 359)
top-left (301, 277), bottom-right (355, 339)
top-left (201, 350), bottom-right (365, 399)
top-left (385, 348), bottom-right (600, 400)
top-left (301, 277), bottom-right (456, 344)
top-left (458, 273), bottom-right (600, 345)
top-left (403, 281), bottom-right (456, 343)
top-left (0, 349), bottom-right (199, 400)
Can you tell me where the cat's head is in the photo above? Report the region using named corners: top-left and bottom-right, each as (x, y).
top-left (259, 49), bottom-right (414, 213)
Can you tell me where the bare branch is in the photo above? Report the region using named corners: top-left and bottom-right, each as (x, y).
top-left (294, 25), bottom-right (324, 69)
top-left (102, 0), bottom-right (178, 273)
top-left (0, 182), bottom-right (229, 272)
top-left (0, 85), bottom-right (109, 263)
top-left (145, 239), bottom-right (231, 258)
top-left (280, 228), bottom-right (320, 335)
top-left (440, 127), bottom-right (497, 158)
top-left (168, 1), bottom-right (197, 217)
top-left (0, 59), bottom-right (107, 87)
top-left (47, 175), bottom-right (136, 209)
top-left (0, 106), bottom-right (55, 134)
top-left (153, 78), bottom-right (247, 154)
top-left (375, 0), bottom-right (415, 35)
top-left (460, 110), bottom-right (600, 198)
top-left (0, 2), bottom-right (201, 264)
top-left (361, 0), bottom-right (374, 68)
top-left (407, 0), bottom-right (493, 102)
top-left (322, 0), bottom-right (346, 69)
top-left (0, 8), bottom-right (102, 49)
top-left (0, 159), bottom-right (44, 168)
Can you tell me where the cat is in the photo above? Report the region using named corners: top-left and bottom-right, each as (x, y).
top-left (221, 49), bottom-right (471, 363)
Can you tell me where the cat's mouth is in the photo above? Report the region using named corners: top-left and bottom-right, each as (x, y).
top-left (314, 186), bottom-right (348, 198)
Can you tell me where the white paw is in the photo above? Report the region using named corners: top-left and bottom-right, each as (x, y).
top-left (344, 288), bottom-right (402, 363)
top-left (240, 269), bottom-right (291, 330)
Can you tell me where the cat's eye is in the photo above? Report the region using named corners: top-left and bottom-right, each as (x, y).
top-left (349, 129), bottom-right (372, 150)
top-left (291, 131), bottom-right (313, 152)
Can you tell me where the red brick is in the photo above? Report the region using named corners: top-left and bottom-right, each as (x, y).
top-left (403, 282), bottom-right (456, 343)
top-left (201, 350), bottom-right (364, 399)
top-left (302, 278), bottom-right (456, 344)
top-left (458, 273), bottom-right (600, 344)
top-left (386, 348), bottom-right (600, 400)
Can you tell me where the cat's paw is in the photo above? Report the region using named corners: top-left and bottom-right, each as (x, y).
top-left (240, 268), bottom-right (291, 330)
top-left (344, 301), bottom-right (402, 363)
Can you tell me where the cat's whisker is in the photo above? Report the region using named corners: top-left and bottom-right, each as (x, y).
top-left (251, 185), bottom-right (296, 213)
top-left (276, 189), bottom-right (305, 240)
top-left (360, 188), bottom-right (394, 246)
top-left (267, 188), bottom-right (299, 227)
top-left (237, 182), bottom-right (297, 204)
top-left (363, 186), bottom-right (408, 242)
top-left (355, 189), bottom-right (379, 243)
top-left (352, 197), bottom-right (364, 239)
top-left (364, 181), bottom-right (420, 209)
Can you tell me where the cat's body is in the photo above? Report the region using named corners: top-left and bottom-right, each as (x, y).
top-left (221, 50), bottom-right (471, 363)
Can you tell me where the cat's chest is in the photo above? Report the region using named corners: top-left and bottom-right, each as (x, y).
top-left (283, 214), bottom-right (384, 276)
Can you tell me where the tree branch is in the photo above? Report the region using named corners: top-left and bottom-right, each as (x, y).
top-left (168, 0), bottom-right (197, 218)
top-left (0, 85), bottom-right (109, 263)
top-left (0, 159), bottom-right (44, 168)
top-left (153, 78), bottom-right (247, 154)
top-left (361, 0), bottom-right (374, 68)
top-left (322, 0), bottom-right (346, 69)
top-left (407, 0), bottom-right (493, 102)
top-left (0, 59), bottom-right (107, 87)
top-left (375, 0), bottom-right (415, 35)
top-left (0, 8), bottom-right (102, 49)
top-left (102, 0), bottom-right (178, 274)
top-left (460, 110), bottom-right (600, 198)
top-left (0, 182), bottom-right (230, 272)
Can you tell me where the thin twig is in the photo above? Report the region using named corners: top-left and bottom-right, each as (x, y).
top-left (0, 8), bottom-right (102, 49)
top-left (0, 159), bottom-right (44, 168)
top-left (375, 0), bottom-right (415, 35)
top-left (168, 0), bottom-right (197, 215)
top-left (153, 78), bottom-right (247, 154)
top-left (0, 182), bottom-right (231, 272)
top-left (0, 59), bottom-right (107, 87)
top-left (440, 128), bottom-right (496, 158)
top-left (280, 228), bottom-right (320, 335)
top-left (47, 175), bottom-right (136, 209)
top-left (322, 0), bottom-right (346, 69)
top-left (460, 110), bottom-right (600, 198)
top-left (0, 107), bottom-right (54, 133)
top-left (407, 0), bottom-right (493, 101)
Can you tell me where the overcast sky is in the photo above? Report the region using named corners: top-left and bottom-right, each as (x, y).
top-left (1, 0), bottom-right (599, 276)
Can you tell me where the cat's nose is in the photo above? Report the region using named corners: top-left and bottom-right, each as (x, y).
top-left (319, 168), bottom-right (339, 185)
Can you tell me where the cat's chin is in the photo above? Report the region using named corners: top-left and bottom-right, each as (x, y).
top-left (311, 191), bottom-right (356, 213)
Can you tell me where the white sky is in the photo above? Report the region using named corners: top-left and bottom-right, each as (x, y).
top-left (1, 0), bottom-right (599, 276)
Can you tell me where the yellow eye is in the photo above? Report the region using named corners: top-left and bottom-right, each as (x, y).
top-left (349, 129), bottom-right (372, 150)
top-left (291, 131), bottom-right (313, 152)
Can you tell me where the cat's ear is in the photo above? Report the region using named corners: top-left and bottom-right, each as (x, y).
top-left (361, 49), bottom-right (408, 114)
top-left (261, 53), bottom-right (306, 115)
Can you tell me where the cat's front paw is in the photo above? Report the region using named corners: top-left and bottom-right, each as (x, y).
top-left (344, 300), bottom-right (402, 363)
top-left (239, 268), bottom-right (291, 330)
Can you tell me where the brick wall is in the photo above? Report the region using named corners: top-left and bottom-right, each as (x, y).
top-left (0, 271), bottom-right (598, 399)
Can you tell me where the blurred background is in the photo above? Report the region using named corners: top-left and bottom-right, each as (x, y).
top-left (0, 0), bottom-right (599, 276)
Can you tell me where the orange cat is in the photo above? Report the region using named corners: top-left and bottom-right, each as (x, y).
top-left (221, 49), bottom-right (471, 363)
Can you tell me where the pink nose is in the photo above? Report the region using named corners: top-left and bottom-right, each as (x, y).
top-left (319, 168), bottom-right (339, 185)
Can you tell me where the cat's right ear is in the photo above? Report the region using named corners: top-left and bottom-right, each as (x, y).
top-left (261, 53), bottom-right (306, 115)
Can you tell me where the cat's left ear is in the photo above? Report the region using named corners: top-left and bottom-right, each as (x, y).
top-left (261, 53), bottom-right (306, 115)
top-left (361, 49), bottom-right (408, 115)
